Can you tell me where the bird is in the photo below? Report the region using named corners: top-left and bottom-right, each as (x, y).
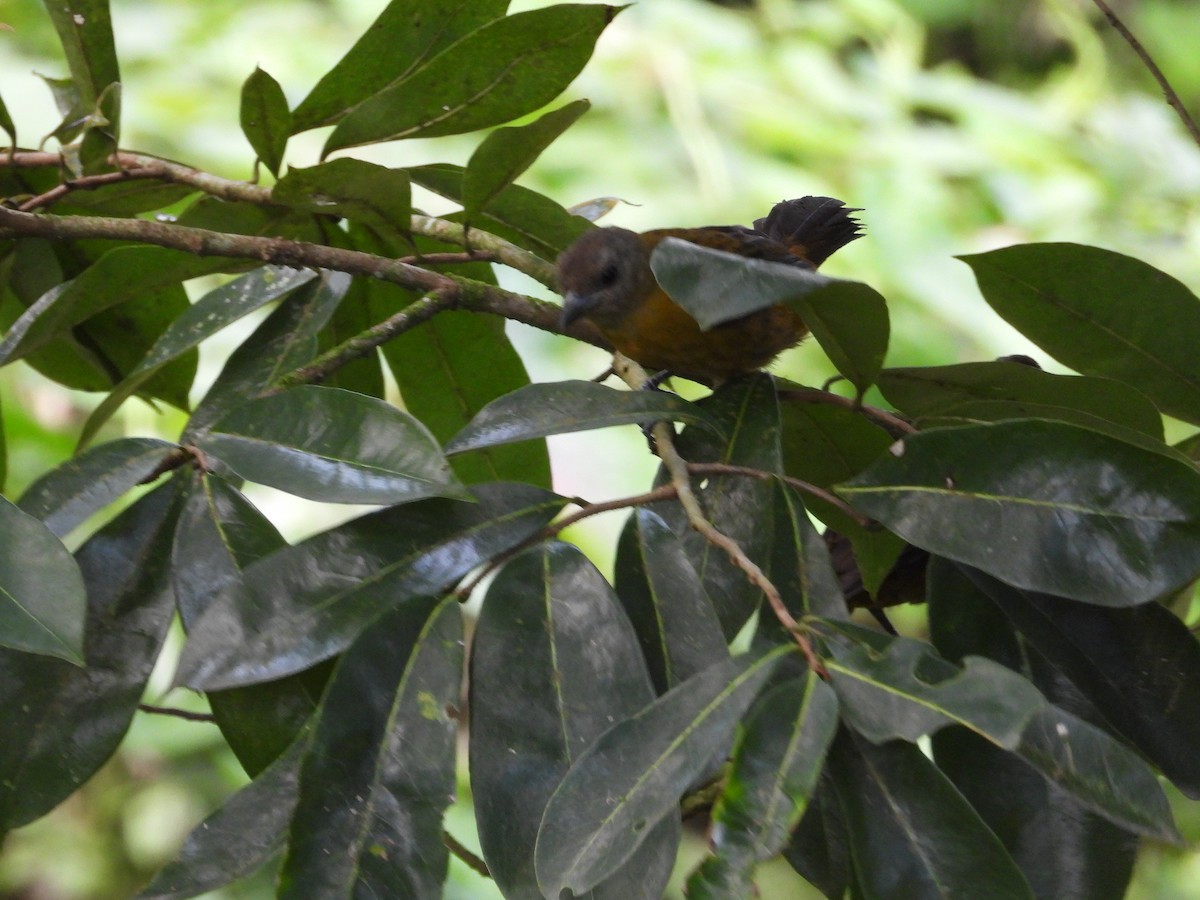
top-left (556, 196), bottom-right (863, 384)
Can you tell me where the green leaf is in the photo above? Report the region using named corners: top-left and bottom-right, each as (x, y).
top-left (240, 67), bottom-right (290, 176)
top-left (410, 162), bottom-right (592, 259)
top-left (80, 267), bottom-right (317, 449)
top-left (649, 237), bottom-right (834, 330)
top-left (0, 483), bottom-right (180, 832)
top-left (446, 379), bottom-right (720, 455)
top-left (0, 91), bottom-right (16, 148)
top-left (17, 436), bottom-right (176, 537)
top-left (272, 159), bottom-right (411, 243)
top-left (185, 271), bottom-right (350, 438)
top-left (470, 543), bottom-right (678, 899)
top-left (0, 246), bottom-right (224, 365)
top-left (961, 243), bottom-right (1200, 425)
top-left (764, 482), bottom-right (847, 627)
top-left (878, 360), bottom-right (1164, 440)
top-left (838, 419), bottom-right (1200, 605)
top-left (690, 674), bottom-right (839, 893)
top-left (176, 482), bottom-right (564, 690)
top-left (614, 508), bottom-right (728, 695)
top-left (385, 310), bottom-right (551, 488)
top-left (136, 728), bottom-right (311, 899)
top-left (279, 595), bottom-right (462, 898)
top-left (324, 5), bottom-right (621, 153)
top-left (41, 0), bottom-right (120, 109)
top-left (648, 373), bottom-right (781, 638)
top-left (960, 565), bottom-right (1200, 800)
top-left (56, 179), bottom-right (194, 216)
top-left (828, 729), bottom-right (1034, 900)
top-left (463, 100), bottom-right (590, 221)
top-left (535, 646), bottom-right (793, 897)
top-left (0, 495), bottom-right (86, 663)
top-left (790, 281), bottom-right (889, 397)
top-left (290, 0), bottom-right (508, 132)
top-left (172, 474), bottom-right (328, 776)
top-left (198, 385), bottom-right (467, 505)
top-left (783, 776), bottom-right (851, 900)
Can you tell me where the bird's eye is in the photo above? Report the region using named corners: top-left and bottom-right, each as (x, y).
top-left (597, 263), bottom-right (620, 287)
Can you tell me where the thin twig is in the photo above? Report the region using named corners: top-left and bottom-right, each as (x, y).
top-left (1091, 0), bottom-right (1200, 150)
top-left (686, 462), bottom-right (875, 529)
top-left (612, 354), bottom-right (826, 675)
top-left (776, 387), bottom-right (915, 437)
top-left (138, 703), bottom-right (217, 723)
top-left (443, 831), bottom-right (491, 878)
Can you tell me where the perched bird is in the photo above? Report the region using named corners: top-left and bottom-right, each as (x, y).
top-left (556, 196), bottom-right (863, 384)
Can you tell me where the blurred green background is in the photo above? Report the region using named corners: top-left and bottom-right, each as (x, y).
top-left (2, 0), bottom-right (1199, 896)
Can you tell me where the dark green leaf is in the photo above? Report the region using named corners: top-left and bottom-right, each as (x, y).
top-left (279, 595), bottom-right (462, 898)
top-left (386, 310), bottom-right (551, 487)
top-left (80, 267), bottom-right (316, 448)
top-left (176, 482), bottom-right (564, 690)
top-left (0, 495), bottom-right (86, 663)
top-left (535, 646), bottom-right (792, 897)
top-left (198, 385), bottom-right (467, 505)
top-left (172, 474), bottom-right (328, 776)
top-left (240, 67), bottom-right (290, 177)
top-left (463, 100), bottom-right (590, 221)
top-left (960, 565), bottom-right (1200, 799)
top-left (783, 775), bottom-right (851, 900)
top-left (57, 179), bottom-right (194, 216)
top-left (137, 727), bottom-right (312, 899)
top-left (828, 729), bottom-right (1034, 900)
top-left (409, 163), bottom-right (592, 259)
top-left (470, 543), bottom-right (677, 899)
top-left (690, 674), bottom-right (838, 892)
top-left (838, 419), bottom-right (1200, 605)
top-left (0, 92), bottom-right (17, 148)
top-left (765, 482), bottom-right (847, 626)
top-left (649, 373), bottom-right (781, 638)
top-left (879, 361), bottom-right (1164, 440)
top-left (649, 237), bottom-right (833, 330)
top-left (0, 247), bottom-right (224, 365)
top-left (18, 436), bottom-right (176, 537)
top-left (290, 0), bottom-right (508, 132)
top-left (961, 243), bottom-right (1200, 424)
top-left (324, 5), bottom-right (621, 152)
top-left (790, 281), bottom-right (889, 397)
top-left (272, 159), bottom-right (411, 243)
top-left (184, 271), bottom-right (350, 438)
top-left (446, 379), bottom-right (720, 455)
top-left (41, 0), bottom-right (119, 108)
top-left (0, 483), bottom-right (180, 832)
top-left (614, 508), bottom-right (728, 694)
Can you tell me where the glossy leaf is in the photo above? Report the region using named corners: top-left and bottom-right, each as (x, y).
top-left (185, 271), bottom-right (349, 438)
top-left (386, 310), bottom-right (551, 488)
top-left (0, 495), bottom-right (86, 663)
top-left (789, 280), bottom-right (889, 397)
top-left (828, 729), bottom-right (1034, 900)
top-left (783, 775), bottom-right (852, 900)
top-left (470, 543), bottom-right (677, 899)
top-left (0, 484), bottom-right (180, 832)
top-left (0, 247), bottom-right (224, 365)
top-left (279, 595), bottom-right (462, 898)
top-left (838, 419), bottom-right (1200, 605)
top-left (290, 0), bottom-right (508, 132)
top-left (535, 646), bottom-right (792, 897)
top-left (879, 360), bottom-right (1163, 440)
top-left (199, 385), bottom-right (467, 505)
top-left (172, 474), bottom-right (327, 776)
top-left (409, 163), bottom-right (593, 259)
top-left (240, 67), bottom-right (290, 177)
top-left (614, 508), bottom-right (727, 694)
top-left (960, 565), bottom-right (1200, 799)
top-left (463, 99), bottom-right (590, 220)
top-left (137, 728), bottom-right (311, 899)
top-left (17, 436), bottom-right (176, 537)
top-left (80, 267), bottom-right (316, 448)
top-left (324, 5), bottom-right (620, 152)
top-left (648, 373), bottom-right (781, 638)
top-left (689, 674), bottom-right (838, 892)
top-left (272, 159), bottom-right (411, 243)
top-left (764, 482), bottom-right (847, 627)
top-left (176, 482), bottom-right (564, 690)
top-left (446, 379), bottom-right (720, 455)
top-left (962, 243), bottom-right (1200, 424)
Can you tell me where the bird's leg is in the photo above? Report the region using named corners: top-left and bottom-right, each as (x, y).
top-left (639, 370), bottom-right (675, 453)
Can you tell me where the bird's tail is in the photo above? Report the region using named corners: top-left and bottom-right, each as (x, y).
top-left (754, 196), bottom-right (864, 266)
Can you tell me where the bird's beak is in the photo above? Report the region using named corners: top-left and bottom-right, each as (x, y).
top-left (559, 291), bottom-right (596, 330)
